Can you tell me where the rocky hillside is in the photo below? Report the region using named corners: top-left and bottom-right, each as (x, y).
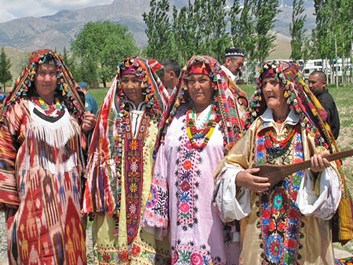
top-left (0, 0), bottom-right (315, 53)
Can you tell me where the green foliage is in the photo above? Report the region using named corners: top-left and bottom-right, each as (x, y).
top-left (192, 0), bottom-right (230, 61)
top-left (311, 0), bottom-right (353, 85)
top-left (228, 0), bottom-right (279, 78)
top-left (0, 47), bottom-right (12, 91)
top-left (170, 5), bottom-right (195, 63)
top-left (230, 0), bottom-right (256, 62)
top-left (252, 0), bottom-right (280, 63)
top-left (143, 0), bottom-right (172, 61)
top-left (290, 0), bottom-right (306, 60)
top-left (71, 21), bottom-right (139, 87)
top-left (144, 0), bottom-right (230, 64)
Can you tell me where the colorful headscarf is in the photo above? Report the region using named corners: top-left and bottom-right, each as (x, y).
top-left (247, 60), bottom-right (335, 151)
top-left (0, 49), bottom-right (85, 124)
top-left (83, 57), bottom-right (170, 215)
top-left (113, 57), bottom-right (169, 117)
top-left (249, 60), bottom-right (353, 244)
top-left (155, 55), bottom-right (248, 155)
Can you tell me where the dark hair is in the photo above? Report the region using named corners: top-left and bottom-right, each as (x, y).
top-left (77, 90), bottom-right (85, 105)
top-left (309, 70), bottom-right (327, 82)
top-left (162, 59), bottom-right (181, 77)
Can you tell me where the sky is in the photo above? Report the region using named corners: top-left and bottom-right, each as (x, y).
top-left (0, 0), bottom-right (114, 23)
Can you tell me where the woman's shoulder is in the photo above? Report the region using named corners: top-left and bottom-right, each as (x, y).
top-left (4, 98), bottom-right (30, 115)
top-left (175, 104), bottom-right (189, 116)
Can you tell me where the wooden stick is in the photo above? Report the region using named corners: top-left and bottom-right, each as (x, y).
top-left (255, 149), bottom-right (353, 186)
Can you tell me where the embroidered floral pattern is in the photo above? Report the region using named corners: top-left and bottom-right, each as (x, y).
top-left (176, 128), bottom-right (201, 230)
top-left (144, 172), bottom-right (169, 227)
top-left (124, 112), bottom-right (150, 243)
top-left (256, 126), bottom-right (305, 265)
top-left (171, 242), bottom-right (223, 265)
top-left (95, 242), bottom-right (170, 265)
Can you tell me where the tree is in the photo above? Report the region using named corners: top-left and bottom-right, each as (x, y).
top-left (143, 0), bottom-right (172, 61)
top-left (170, 3), bottom-right (197, 63)
top-left (143, 0), bottom-right (231, 63)
top-left (290, 0), bottom-right (306, 60)
top-left (194, 0), bottom-right (230, 60)
top-left (312, 0), bottom-right (353, 85)
top-left (230, 0), bottom-right (257, 61)
top-left (0, 47), bottom-right (12, 91)
top-left (252, 0), bottom-right (280, 63)
top-left (230, 0), bottom-right (258, 79)
top-left (71, 21), bottom-right (139, 87)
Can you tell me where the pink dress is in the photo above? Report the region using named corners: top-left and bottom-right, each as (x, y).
top-left (143, 105), bottom-right (239, 265)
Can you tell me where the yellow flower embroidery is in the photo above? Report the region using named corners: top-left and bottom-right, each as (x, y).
top-left (130, 183), bottom-right (138, 193)
top-left (129, 139), bottom-right (138, 150)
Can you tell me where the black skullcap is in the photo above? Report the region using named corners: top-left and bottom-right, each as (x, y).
top-left (225, 47), bottom-right (245, 58)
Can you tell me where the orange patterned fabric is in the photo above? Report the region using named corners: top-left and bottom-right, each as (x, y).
top-left (0, 101), bottom-right (87, 264)
top-left (0, 49), bottom-right (87, 264)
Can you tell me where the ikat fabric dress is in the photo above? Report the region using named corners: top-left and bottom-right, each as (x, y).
top-left (0, 100), bottom-right (86, 264)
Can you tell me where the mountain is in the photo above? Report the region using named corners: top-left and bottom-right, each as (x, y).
top-left (0, 0), bottom-right (151, 52)
top-left (0, 0), bottom-right (315, 75)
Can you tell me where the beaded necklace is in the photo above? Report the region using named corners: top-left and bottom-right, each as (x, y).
top-left (34, 97), bottom-right (62, 115)
top-left (264, 125), bottom-right (298, 159)
top-left (186, 104), bottom-right (219, 149)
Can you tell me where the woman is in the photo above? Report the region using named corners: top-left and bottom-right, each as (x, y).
top-left (142, 55), bottom-right (248, 265)
top-left (214, 61), bottom-right (342, 264)
top-left (82, 57), bottom-right (170, 264)
top-left (0, 49), bottom-right (96, 264)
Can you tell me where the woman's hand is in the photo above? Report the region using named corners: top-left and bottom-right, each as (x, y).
top-left (310, 150), bottom-right (331, 174)
top-left (81, 111), bottom-right (96, 133)
top-left (235, 168), bottom-right (271, 193)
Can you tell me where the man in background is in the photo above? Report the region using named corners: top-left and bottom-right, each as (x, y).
top-left (308, 71), bottom-right (340, 139)
top-left (161, 59), bottom-right (181, 95)
top-left (221, 47), bottom-right (245, 83)
top-left (79, 81), bottom-right (98, 115)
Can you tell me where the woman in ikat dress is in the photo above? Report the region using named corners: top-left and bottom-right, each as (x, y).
top-left (0, 49), bottom-right (96, 264)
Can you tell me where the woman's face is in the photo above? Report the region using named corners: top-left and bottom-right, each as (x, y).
top-left (187, 74), bottom-right (213, 110)
top-left (34, 63), bottom-right (57, 101)
top-left (121, 74), bottom-right (144, 106)
top-left (262, 77), bottom-right (287, 111)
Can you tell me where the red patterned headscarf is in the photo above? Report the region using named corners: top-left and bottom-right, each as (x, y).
top-left (187, 61), bottom-right (211, 76)
top-left (155, 55), bottom-right (248, 155)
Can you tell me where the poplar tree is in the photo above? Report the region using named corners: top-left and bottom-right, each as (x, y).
top-left (290, 0), bottom-right (306, 60)
top-left (193, 0), bottom-right (230, 61)
top-left (230, 0), bottom-right (257, 61)
top-left (0, 47), bottom-right (12, 91)
top-left (252, 0), bottom-right (280, 63)
top-left (170, 4), bottom-right (196, 63)
top-left (143, 0), bottom-right (172, 61)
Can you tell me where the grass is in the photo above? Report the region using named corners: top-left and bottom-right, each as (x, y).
top-left (88, 87), bottom-right (109, 108)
